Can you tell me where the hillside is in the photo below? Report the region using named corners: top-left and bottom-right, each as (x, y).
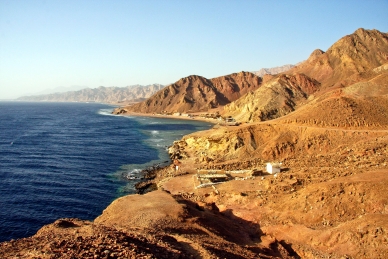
top-left (223, 73), bottom-right (320, 122)
top-left (118, 71), bottom-right (261, 114)
top-left (17, 84), bottom-right (164, 104)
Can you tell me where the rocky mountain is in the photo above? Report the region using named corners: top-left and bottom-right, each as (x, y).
top-left (220, 28), bottom-right (388, 122)
top-left (119, 29), bottom-right (387, 119)
top-left (287, 28), bottom-right (388, 88)
top-left (17, 84), bottom-right (164, 104)
top-left (252, 64), bottom-right (295, 77)
top-left (119, 72), bottom-right (261, 114)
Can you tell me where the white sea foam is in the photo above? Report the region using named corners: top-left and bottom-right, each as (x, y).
top-left (124, 169), bottom-right (142, 180)
top-left (97, 108), bottom-right (116, 116)
top-left (128, 168), bottom-right (142, 174)
top-left (148, 138), bottom-right (163, 142)
top-left (151, 130), bottom-right (159, 135)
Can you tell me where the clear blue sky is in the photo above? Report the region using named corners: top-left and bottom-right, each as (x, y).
top-left (1, 0), bottom-right (387, 99)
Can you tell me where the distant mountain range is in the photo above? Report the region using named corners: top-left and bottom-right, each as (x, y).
top-left (28, 85), bottom-right (89, 96)
top-left (251, 64), bottom-right (295, 77)
top-left (15, 65), bottom-right (295, 105)
top-left (17, 84), bottom-right (165, 104)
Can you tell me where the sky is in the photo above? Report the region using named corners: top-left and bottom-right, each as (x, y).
top-left (0, 0), bottom-right (387, 99)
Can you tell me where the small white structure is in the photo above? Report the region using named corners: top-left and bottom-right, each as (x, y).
top-left (266, 162), bottom-right (282, 174)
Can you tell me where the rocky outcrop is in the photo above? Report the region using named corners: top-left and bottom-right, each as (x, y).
top-left (0, 191), bottom-right (298, 258)
top-left (17, 84), bottom-right (165, 103)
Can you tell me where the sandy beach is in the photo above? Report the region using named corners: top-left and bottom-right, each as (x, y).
top-left (114, 109), bottom-right (220, 124)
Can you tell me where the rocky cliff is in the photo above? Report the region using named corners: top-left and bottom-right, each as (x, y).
top-left (17, 84), bottom-right (164, 104)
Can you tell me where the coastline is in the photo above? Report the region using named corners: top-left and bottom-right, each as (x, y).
top-left (113, 110), bottom-right (220, 124)
top-left (3, 103), bottom-right (387, 258)
top-left (115, 110), bottom-right (217, 194)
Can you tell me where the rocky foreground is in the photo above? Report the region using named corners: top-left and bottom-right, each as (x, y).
top-left (1, 116), bottom-right (387, 258)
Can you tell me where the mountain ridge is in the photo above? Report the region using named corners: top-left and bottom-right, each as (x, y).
top-left (119, 28), bottom-right (387, 119)
top-left (17, 84), bottom-right (165, 104)
top-left (219, 28), bottom-right (388, 122)
top-left (121, 71), bottom-right (262, 114)
top-left (287, 28), bottom-right (388, 88)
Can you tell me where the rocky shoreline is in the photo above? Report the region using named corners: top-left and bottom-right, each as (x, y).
top-left (1, 111), bottom-right (388, 258)
top-left (133, 164), bottom-right (163, 194)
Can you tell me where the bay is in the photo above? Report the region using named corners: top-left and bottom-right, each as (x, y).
top-left (0, 102), bottom-right (212, 242)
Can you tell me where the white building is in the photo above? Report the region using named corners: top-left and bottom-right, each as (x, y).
top-left (266, 162), bottom-right (282, 174)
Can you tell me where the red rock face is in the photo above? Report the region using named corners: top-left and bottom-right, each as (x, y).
top-left (127, 72), bottom-right (262, 113)
top-left (211, 71), bottom-right (262, 101)
top-left (282, 73), bottom-right (321, 95)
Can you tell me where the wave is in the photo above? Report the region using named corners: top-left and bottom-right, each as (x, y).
top-left (148, 138), bottom-right (164, 143)
top-left (123, 168), bottom-right (142, 180)
top-left (97, 108), bottom-right (116, 116)
top-left (151, 130), bottom-right (159, 135)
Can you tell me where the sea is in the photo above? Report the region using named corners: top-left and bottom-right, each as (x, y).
top-left (0, 102), bottom-right (212, 242)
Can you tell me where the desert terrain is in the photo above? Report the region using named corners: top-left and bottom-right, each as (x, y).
top-left (1, 28), bottom-right (388, 258)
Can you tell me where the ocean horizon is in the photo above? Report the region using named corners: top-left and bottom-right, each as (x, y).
top-left (0, 102), bottom-right (212, 242)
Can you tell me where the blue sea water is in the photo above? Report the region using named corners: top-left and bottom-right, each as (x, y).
top-left (0, 102), bottom-right (212, 242)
